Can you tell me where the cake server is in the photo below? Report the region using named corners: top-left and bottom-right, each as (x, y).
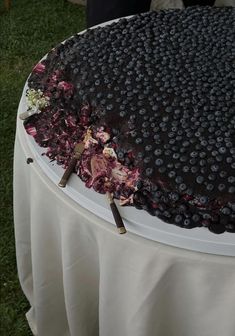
top-left (58, 142), bottom-right (85, 188)
top-left (106, 191), bottom-right (127, 234)
top-left (90, 156), bottom-right (127, 234)
top-left (58, 128), bottom-right (94, 188)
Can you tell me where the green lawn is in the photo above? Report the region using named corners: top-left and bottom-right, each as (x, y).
top-left (0, 1), bottom-right (85, 334)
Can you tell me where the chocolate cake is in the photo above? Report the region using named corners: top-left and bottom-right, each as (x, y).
top-left (23, 6), bottom-right (235, 234)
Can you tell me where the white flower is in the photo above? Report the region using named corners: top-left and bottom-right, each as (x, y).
top-left (26, 89), bottom-right (49, 114)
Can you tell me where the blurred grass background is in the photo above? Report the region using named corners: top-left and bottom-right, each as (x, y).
top-left (0, 1), bottom-right (85, 334)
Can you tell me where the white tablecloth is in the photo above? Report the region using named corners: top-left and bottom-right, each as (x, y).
top-left (14, 119), bottom-right (235, 336)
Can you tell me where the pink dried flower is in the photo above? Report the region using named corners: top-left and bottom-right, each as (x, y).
top-left (58, 81), bottom-right (74, 92)
top-left (80, 115), bottom-right (90, 126)
top-left (33, 62), bottom-right (45, 74)
top-left (95, 131), bottom-right (110, 144)
top-left (25, 125), bottom-right (37, 137)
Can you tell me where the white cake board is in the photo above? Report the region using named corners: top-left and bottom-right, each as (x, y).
top-left (17, 18), bottom-right (235, 257)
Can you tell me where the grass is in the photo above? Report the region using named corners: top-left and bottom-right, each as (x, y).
top-left (0, 1), bottom-right (85, 334)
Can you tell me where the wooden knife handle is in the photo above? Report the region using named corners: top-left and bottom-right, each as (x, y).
top-left (58, 157), bottom-right (77, 188)
top-left (110, 201), bottom-right (126, 234)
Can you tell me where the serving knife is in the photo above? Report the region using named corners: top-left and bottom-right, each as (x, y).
top-left (58, 128), bottom-right (94, 188)
top-left (106, 191), bottom-right (127, 234)
top-left (90, 155), bottom-right (127, 234)
top-left (58, 142), bottom-right (85, 188)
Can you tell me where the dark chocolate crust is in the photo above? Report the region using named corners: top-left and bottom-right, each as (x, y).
top-left (26, 7), bottom-right (235, 233)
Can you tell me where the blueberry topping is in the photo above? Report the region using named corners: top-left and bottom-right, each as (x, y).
top-left (27, 7), bottom-right (235, 234)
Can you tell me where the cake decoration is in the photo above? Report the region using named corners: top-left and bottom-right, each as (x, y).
top-left (19, 89), bottom-right (50, 120)
top-left (22, 6), bottom-right (235, 234)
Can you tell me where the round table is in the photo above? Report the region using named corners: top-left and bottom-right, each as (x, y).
top-left (14, 22), bottom-right (235, 336)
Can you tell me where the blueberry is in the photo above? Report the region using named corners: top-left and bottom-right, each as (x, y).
top-left (206, 184), bottom-right (214, 191)
top-left (169, 192), bottom-right (180, 202)
top-left (155, 158), bottom-right (163, 166)
top-left (144, 156), bottom-right (151, 164)
top-left (179, 183), bottom-right (187, 191)
top-left (175, 176), bottom-right (183, 184)
top-left (199, 196), bottom-right (208, 205)
top-left (208, 174), bottom-right (216, 181)
top-left (168, 171), bottom-right (176, 178)
top-left (196, 176), bottom-right (204, 184)
top-left (179, 204), bottom-right (187, 213)
top-left (192, 214), bottom-right (200, 223)
top-left (221, 207), bottom-right (231, 215)
top-left (136, 180), bottom-right (143, 189)
top-left (159, 166), bottom-right (166, 173)
top-left (117, 151), bottom-right (124, 159)
top-left (175, 214), bottom-right (183, 224)
top-left (143, 132), bottom-right (150, 138)
top-left (183, 141), bottom-right (190, 147)
top-left (219, 171), bottom-right (227, 178)
top-left (218, 147), bottom-right (227, 154)
top-left (190, 151), bottom-right (198, 158)
top-left (154, 191), bottom-right (162, 198)
top-left (218, 184), bottom-right (225, 191)
top-left (145, 145), bottom-right (152, 151)
top-left (154, 149), bottom-right (162, 156)
top-left (163, 211), bottom-right (171, 218)
top-left (136, 152), bottom-right (144, 159)
top-left (173, 153), bottom-right (180, 159)
top-left (145, 168), bottom-right (153, 176)
top-left (183, 219), bottom-right (191, 227)
top-left (135, 138), bottom-right (142, 144)
top-left (183, 166), bottom-right (190, 173)
top-left (191, 166), bottom-right (199, 173)
top-left (228, 176), bottom-right (235, 183)
top-left (211, 164), bottom-right (219, 172)
top-left (228, 186), bottom-right (235, 194)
